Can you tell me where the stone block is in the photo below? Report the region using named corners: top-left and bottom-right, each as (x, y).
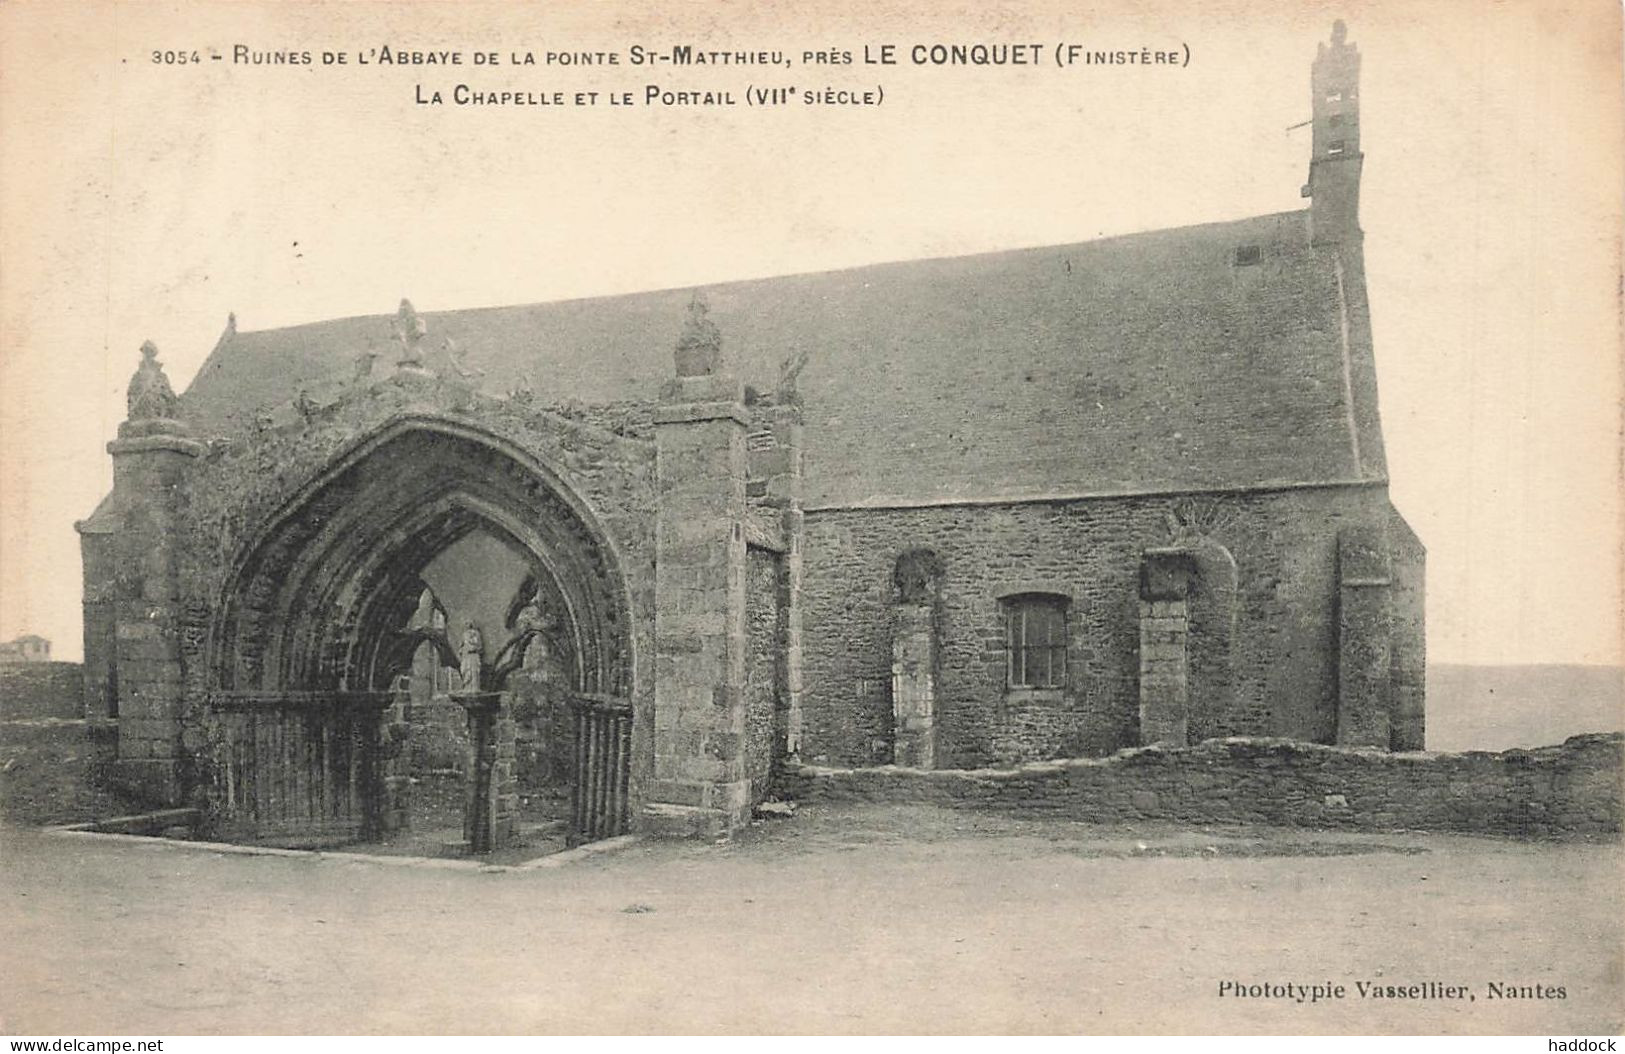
top-left (679, 755), bottom-right (727, 782)
top-left (657, 630), bottom-right (705, 655)
top-left (114, 756), bottom-right (183, 806)
top-left (645, 778), bottom-right (708, 807)
top-left (115, 621), bottom-right (161, 642)
top-left (705, 732), bottom-right (742, 762)
top-left (702, 777), bottom-right (754, 816)
top-left (640, 802), bottom-right (730, 839)
top-left (653, 702), bottom-right (682, 732)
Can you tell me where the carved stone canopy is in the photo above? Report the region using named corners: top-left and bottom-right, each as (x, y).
top-left (674, 291), bottom-right (723, 377)
top-left (126, 340), bottom-right (180, 421)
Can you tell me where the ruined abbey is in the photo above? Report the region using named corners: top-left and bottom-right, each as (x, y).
top-left (77, 23), bottom-right (1426, 848)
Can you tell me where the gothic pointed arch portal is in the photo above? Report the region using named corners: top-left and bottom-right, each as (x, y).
top-left (209, 418), bottom-right (635, 848)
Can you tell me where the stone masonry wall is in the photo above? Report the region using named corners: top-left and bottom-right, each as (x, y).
top-left (797, 485), bottom-right (1411, 768)
top-left (777, 733), bottom-right (1623, 837)
top-left (744, 546), bottom-right (784, 803)
top-left (1387, 507), bottom-right (1426, 750)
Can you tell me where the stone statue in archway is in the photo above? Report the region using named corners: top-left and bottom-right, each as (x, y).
top-left (458, 620), bottom-right (484, 691)
top-left (492, 587), bottom-right (564, 689)
top-left (514, 590), bottom-right (546, 638)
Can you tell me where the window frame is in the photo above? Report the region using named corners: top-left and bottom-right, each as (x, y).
top-left (1003, 593), bottom-right (1070, 690)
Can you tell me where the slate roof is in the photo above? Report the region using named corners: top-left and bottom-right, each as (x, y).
top-left (180, 209), bottom-right (1386, 508)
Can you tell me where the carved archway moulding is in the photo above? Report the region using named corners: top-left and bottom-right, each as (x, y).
top-left (209, 415), bottom-right (637, 701)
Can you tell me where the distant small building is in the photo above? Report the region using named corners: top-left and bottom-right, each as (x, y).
top-left (0, 634), bottom-right (51, 664)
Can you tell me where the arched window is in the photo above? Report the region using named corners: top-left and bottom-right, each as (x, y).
top-left (1003, 594), bottom-right (1068, 689)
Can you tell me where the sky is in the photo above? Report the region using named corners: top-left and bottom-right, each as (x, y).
top-left (0, 0), bottom-right (1620, 667)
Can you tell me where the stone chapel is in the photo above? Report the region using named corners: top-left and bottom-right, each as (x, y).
top-left (77, 22), bottom-right (1423, 847)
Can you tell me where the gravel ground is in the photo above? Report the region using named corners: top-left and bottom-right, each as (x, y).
top-left (1, 802), bottom-right (1619, 1035)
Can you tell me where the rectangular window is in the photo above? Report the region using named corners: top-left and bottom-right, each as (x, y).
top-left (1327, 139), bottom-right (1347, 156)
top-left (1005, 596), bottom-right (1068, 689)
top-left (1234, 245), bottom-right (1261, 267)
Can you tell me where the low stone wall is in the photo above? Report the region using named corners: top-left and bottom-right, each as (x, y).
top-left (0, 718), bottom-right (126, 826)
top-left (0, 662), bottom-right (84, 720)
top-left (775, 733), bottom-right (1623, 837)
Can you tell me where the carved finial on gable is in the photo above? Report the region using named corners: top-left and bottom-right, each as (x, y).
top-left (392, 298), bottom-right (429, 371)
top-left (777, 348), bottom-right (810, 404)
top-left (507, 371), bottom-right (536, 406)
top-left (352, 349), bottom-right (378, 385)
top-left (126, 340), bottom-right (180, 421)
top-left (443, 335), bottom-right (484, 380)
top-left (674, 290), bottom-right (723, 377)
top-left (206, 313), bottom-right (238, 359)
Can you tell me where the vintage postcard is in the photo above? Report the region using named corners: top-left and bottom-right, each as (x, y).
top-left (1, 0), bottom-right (1620, 1038)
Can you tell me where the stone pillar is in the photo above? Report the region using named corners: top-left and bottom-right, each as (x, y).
top-left (378, 689), bottom-right (414, 835)
top-left (1337, 525), bottom-right (1393, 747)
top-left (782, 506), bottom-right (805, 760)
top-left (1388, 515), bottom-right (1427, 750)
top-left (77, 528), bottom-right (120, 720)
top-left (453, 691), bottom-right (517, 852)
top-left (754, 402), bottom-right (805, 761)
top-left (78, 342), bottom-right (205, 804)
top-left (1138, 551), bottom-right (1192, 747)
top-left (644, 294), bottom-right (753, 837)
top-left (890, 602), bottom-right (937, 767)
top-left (493, 702), bottom-right (518, 842)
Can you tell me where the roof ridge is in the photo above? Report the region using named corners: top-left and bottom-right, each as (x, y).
top-left (226, 208), bottom-right (1310, 338)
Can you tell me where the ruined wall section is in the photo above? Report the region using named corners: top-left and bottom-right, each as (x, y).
top-left (778, 733), bottom-right (1623, 837)
top-left (798, 485), bottom-right (1404, 768)
top-left (744, 546), bottom-right (786, 804)
top-left (162, 377), bottom-right (659, 799)
top-left (0, 662), bottom-right (85, 720)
